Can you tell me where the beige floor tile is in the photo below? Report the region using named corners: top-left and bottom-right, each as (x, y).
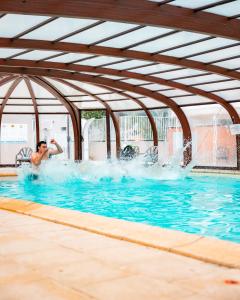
top-left (85, 242), bottom-right (165, 266)
top-left (174, 271), bottom-right (240, 299)
top-left (13, 247), bottom-right (90, 271)
top-left (81, 274), bottom-right (195, 300)
top-left (49, 232), bottom-right (133, 253)
top-left (0, 277), bottom-right (95, 300)
top-left (0, 234), bottom-right (56, 256)
top-left (48, 258), bottom-right (134, 289)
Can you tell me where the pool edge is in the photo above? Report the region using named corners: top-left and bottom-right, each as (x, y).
top-left (0, 197), bottom-right (239, 269)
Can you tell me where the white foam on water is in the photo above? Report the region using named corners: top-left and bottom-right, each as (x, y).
top-left (17, 142), bottom-right (194, 183)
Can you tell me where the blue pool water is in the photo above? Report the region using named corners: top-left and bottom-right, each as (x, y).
top-left (0, 169), bottom-right (239, 243)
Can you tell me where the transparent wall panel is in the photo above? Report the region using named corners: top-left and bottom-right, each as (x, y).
top-left (115, 110), bottom-right (154, 155)
top-left (0, 114), bottom-right (36, 164)
top-left (182, 105), bottom-right (237, 167)
top-left (39, 114), bottom-right (74, 160)
top-left (150, 109), bottom-right (183, 165)
top-left (82, 111), bottom-right (107, 161)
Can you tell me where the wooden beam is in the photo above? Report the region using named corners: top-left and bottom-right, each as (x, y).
top-left (0, 77), bottom-right (22, 133)
top-left (0, 0), bottom-right (239, 39)
top-left (29, 76), bottom-right (80, 160)
top-left (0, 40), bottom-right (239, 80)
top-left (24, 77), bottom-right (40, 143)
top-left (55, 78), bottom-right (121, 159)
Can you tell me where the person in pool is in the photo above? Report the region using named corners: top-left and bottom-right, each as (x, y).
top-left (31, 139), bottom-right (63, 167)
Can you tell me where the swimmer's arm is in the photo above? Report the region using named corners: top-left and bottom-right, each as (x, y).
top-left (31, 150), bottom-right (47, 166)
top-left (49, 141), bottom-right (63, 155)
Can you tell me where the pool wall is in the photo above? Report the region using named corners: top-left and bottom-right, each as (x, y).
top-left (0, 196), bottom-right (239, 269)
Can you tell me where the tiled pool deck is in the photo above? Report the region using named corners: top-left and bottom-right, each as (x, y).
top-left (0, 169), bottom-right (240, 299)
top-left (1, 209), bottom-right (240, 300)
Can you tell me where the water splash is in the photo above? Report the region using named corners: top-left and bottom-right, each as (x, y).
top-left (18, 153), bottom-right (194, 184)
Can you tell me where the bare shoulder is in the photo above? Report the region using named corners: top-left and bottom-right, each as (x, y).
top-left (31, 152), bottom-right (38, 158)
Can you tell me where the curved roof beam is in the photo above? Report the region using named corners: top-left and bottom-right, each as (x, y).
top-left (24, 77), bottom-right (40, 143)
top-left (55, 78), bottom-right (121, 157)
top-left (0, 77), bottom-right (22, 130)
top-left (2, 59), bottom-right (239, 124)
top-left (0, 75), bottom-right (19, 89)
top-left (101, 85), bottom-right (159, 147)
top-left (0, 0), bottom-right (239, 39)
top-left (29, 76), bottom-right (80, 160)
top-left (0, 40), bottom-right (239, 80)
top-left (0, 65), bottom-right (192, 143)
top-left (0, 65), bottom-right (192, 164)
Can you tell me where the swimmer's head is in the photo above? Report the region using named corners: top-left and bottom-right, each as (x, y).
top-left (36, 141), bottom-right (47, 153)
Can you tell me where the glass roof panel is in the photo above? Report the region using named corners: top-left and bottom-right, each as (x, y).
top-left (140, 83), bottom-right (172, 91)
top-left (22, 18), bottom-right (97, 41)
top-left (63, 22), bottom-right (137, 44)
top-left (232, 103), bottom-right (240, 113)
top-left (213, 89), bottom-right (240, 100)
top-left (14, 50), bottom-right (62, 60)
top-left (130, 63), bottom-right (179, 74)
top-left (38, 106), bottom-right (68, 113)
top-left (75, 102), bottom-right (104, 109)
top-left (98, 94), bottom-right (127, 101)
top-left (107, 100), bottom-right (140, 110)
top-left (0, 14), bottom-right (49, 38)
top-left (47, 53), bottom-right (94, 63)
top-left (156, 69), bottom-right (207, 79)
top-left (131, 32), bottom-right (209, 53)
top-left (159, 90), bottom-right (192, 97)
top-left (163, 38), bottom-right (236, 58)
top-left (138, 97), bottom-right (163, 108)
top-left (100, 75), bottom-right (126, 80)
top-left (167, 0), bottom-right (219, 9)
top-left (190, 45), bottom-right (240, 63)
top-left (0, 81), bottom-right (15, 97)
top-left (172, 95), bottom-right (212, 105)
top-left (124, 91), bottom-right (143, 98)
top-left (11, 80), bottom-right (30, 98)
top-left (77, 56), bottom-right (125, 66)
top-left (204, 1), bottom-right (240, 16)
top-left (44, 78), bottom-right (86, 96)
top-left (4, 106), bottom-right (35, 113)
top-left (121, 78), bottom-right (150, 85)
top-left (99, 26), bottom-right (172, 48)
top-left (182, 104), bottom-right (230, 120)
top-left (31, 81), bottom-right (56, 98)
top-left (108, 60), bottom-right (152, 70)
top-left (213, 57), bottom-right (240, 69)
top-left (175, 74), bottom-right (229, 85)
top-left (36, 100), bottom-right (61, 105)
top-left (6, 99), bottom-right (33, 105)
top-left (0, 48), bottom-right (25, 58)
top-left (67, 97), bottom-right (92, 102)
top-left (65, 80), bottom-right (110, 94)
top-left (196, 80), bottom-right (240, 91)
